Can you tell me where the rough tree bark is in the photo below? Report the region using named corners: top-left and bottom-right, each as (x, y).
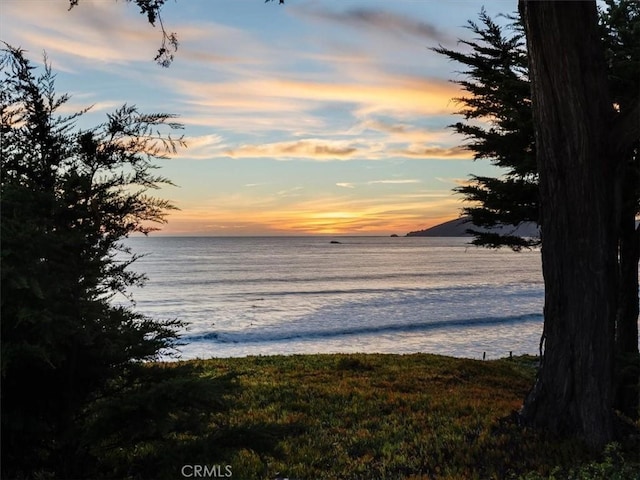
top-left (518, 1), bottom-right (619, 448)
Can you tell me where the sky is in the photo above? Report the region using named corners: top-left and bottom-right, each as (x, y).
top-left (1, 0), bottom-right (518, 236)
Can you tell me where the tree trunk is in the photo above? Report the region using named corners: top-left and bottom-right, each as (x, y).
top-left (518, 1), bottom-right (619, 448)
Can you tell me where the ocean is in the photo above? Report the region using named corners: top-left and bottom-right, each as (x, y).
top-left (123, 236), bottom-right (545, 360)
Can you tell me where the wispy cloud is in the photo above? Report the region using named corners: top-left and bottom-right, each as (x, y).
top-left (171, 73), bottom-right (462, 161)
top-left (3, 1), bottom-right (160, 69)
top-left (354, 120), bottom-right (452, 144)
top-left (174, 134), bottom-right (225, 160)
top-left (368, 179), bottom-right (421, 185)
top-left (436, 177), bottom-right (475, 187)
top-left (295, 6), bottom-right (451, 44)
top-left (219, 140), bottom-right (470, 162)
top-left (392, 145), bottom-right (471, 159)
top-left (174, 74), bottom-right (459, 122)
top-left (224, 139), bottom-right (363, 160)
top-left (335, 179), bottom-right (422, 188)
top-left (276, 186), bottom-right (304, 198)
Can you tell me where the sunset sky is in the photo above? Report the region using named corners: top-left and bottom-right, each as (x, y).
top-left (1, 0), bottom-right (516, 236)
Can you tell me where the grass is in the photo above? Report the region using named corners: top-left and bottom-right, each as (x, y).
top-left (97, 353), bottom-right (639, 480)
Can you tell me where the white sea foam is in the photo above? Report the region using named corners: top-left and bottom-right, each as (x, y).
top-left (124, 236), bottom-right (545, 360)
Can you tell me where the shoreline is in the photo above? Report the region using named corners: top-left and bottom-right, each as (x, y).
top-left (166, 348), bottom-right (536, 363)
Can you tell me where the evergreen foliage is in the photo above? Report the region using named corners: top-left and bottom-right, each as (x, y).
top-left (0, 45), bottom-right (214, 478)
top-left (432, 10), bottom-right (539, 250)
top-left (600, 0), bottom-right (640, 422)
top-left (435, 3), bottom-right (639, 248)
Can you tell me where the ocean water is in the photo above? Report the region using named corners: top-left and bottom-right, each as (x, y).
top-left (123, 236), bottom-right (545, 360)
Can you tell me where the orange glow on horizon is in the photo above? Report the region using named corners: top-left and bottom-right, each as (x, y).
top-left (154, 204), bottom-right (460, 237)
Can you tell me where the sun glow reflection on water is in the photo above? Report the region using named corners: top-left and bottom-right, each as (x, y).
top-left (124, 236), bottom-right (545, 360)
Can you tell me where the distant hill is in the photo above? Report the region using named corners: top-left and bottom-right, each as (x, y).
top-left (406, 217), bottom-right (540, 238)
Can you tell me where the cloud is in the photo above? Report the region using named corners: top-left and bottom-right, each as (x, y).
top-left (296, 6), bottom-right (450, 44)
top-left (173, 73), bottom-right (459, 128)
top-left (3, 2), bottom-right (266, 73)
top-left (3, 0), bottom-right (161, 69)
top-left (281, 75), bottom-right (457, 116)
top-left (183, 134), bottom-right (468, 164)
top-left (361, 119), bottom-right (408, 135)
top-left (276, 186), bottom-right (304, 197)
top-left (436, 177), bottom-right (475, 187)
top-left (224, 139), bottom-right (361, 160)
top-left (368, 179), bottom-right (421, 185)
top-left (355, 120), bottom-right (453, 144)
top-left (169, 74), bottom-right (462, 159)
top-left (174, 23), bottom-right (272, 67)
top-left (392, 145), bottom-right (471, 159)
top-left (335, 179), bottom-right (421, 188)
top-left (171, 134), bottom-right (225, 160)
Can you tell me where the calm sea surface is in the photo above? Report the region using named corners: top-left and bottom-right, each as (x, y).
top-left (124, 236), bottom-right (545, 360)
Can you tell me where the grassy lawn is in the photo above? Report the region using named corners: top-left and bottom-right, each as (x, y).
top-left (100, 354), bottom-right (639, 480)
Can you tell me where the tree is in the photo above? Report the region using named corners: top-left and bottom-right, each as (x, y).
top-left (517, 0), bottom-right (639, 448)
top-left (0, 45), bottom-right (184, 477)
top-left (432, 10), bottom-right (539, 251)
top-left (437, 4), bottom-right (639, 420)
top-left (600, 0), bottom-right (640, 420)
